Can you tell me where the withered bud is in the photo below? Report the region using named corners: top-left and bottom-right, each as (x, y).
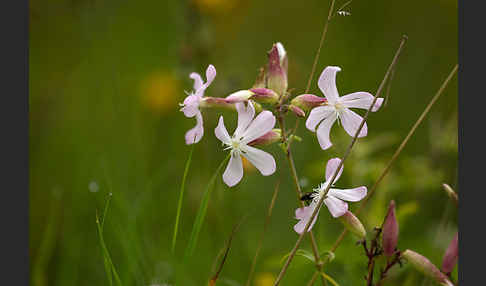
top-left (382, 200), bottom-right (399, 257)
top-left (337, 211), bottom-right (366, 239)
top-left (289, 105), bottom-right (305, 117)
top-left (249, 88), bottom-right (279, 104)
top-left (441, 232), bottom-right (458, 274)
top-left (199, 97), bottom-right (235, 110)
top-left (290, 94), bottom-right (327, 111)
top-left (267, 42), bottom-right (288, 96)
top-left (402, 250), bottom-right (453, 286)
top-left (248, 129), bottom-right (282, 147)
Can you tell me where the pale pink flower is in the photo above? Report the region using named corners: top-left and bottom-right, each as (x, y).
top-left (305, 66), bottom-right (384, 150)
top-left (293, 158), bottom-right (367, 234)
top-left (214, 101), bottom-right (276, 187)
top-left (180, 64), bottom-right (217, 144)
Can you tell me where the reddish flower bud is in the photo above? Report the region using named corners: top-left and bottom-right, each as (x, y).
top-left (249, 88), bottom-right (279, 104)
top-left (225, 90), bottom-right (255, 103)
top-left (267, 42), bottom-right (288, 96)
top-left (382, 200), bottom-right (399, 257)
top-left (289, 105), bottom-right (305, 118)
top-left (248, 129), bottom-right (282, 147)
top-left (337, 211), bottom-right (366, 239)
top-left (290, 94), bottom-right (327, 111)
top-left (402, 250), bottom-right (453, 286)
top-left (441, 232), bottom-right (458, 274)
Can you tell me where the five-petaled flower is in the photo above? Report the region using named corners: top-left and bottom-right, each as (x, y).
top-left (180, 64), bottom-right (217, 145)
top-left (293, 158), bottom-right (367, 234)
top-left (215, 101), bottom-right (277, 187)
top-left (305, 66), bottom-right (384, 150)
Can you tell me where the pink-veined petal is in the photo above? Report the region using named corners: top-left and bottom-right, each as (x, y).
top-left (241, 110), bottom-right (276, 144)
top-left (214, 116), bottom-right (231, 144)
top-left (305, 105), bottom-right (335, 132)
top-left (324, 196), bottom-right (348, 218)
top-left (339, 108), bottom-right (368, 138)
top-left (234, 102), bottom-right (255, 138)
top-left (318, 66), bottom-right (341, 104)
top-left (222, 152), bottom-right (244, 187)
top-left (328, 186), bottom-right (367, 202)
top-left (293, 203), bottom-right (320, 234)
top-left (339, 92), bottom-right (383, 112)
top-left (315, 112), bottom-right (338, 150)
top-left (325, 158), bottom-right (343, 183)
top-left (205, 64), bottom-right (217, 87)
top-left (190, 72), bottom-right (204, 91)
top-left (185, 112), bottom-right (204, 144)
top-left (241, 145), bottom-right (276, 176)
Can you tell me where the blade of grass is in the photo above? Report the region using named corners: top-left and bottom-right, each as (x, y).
top-left (96, 193), bottom-right (122, 286)
top-left (172, 144), bottom-right (195, 253)
top-left (184, 154), bottom-right (231, 260)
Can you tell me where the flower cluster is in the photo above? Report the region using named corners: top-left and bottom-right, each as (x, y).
top-left (179, 42), bottom-right (383, 232)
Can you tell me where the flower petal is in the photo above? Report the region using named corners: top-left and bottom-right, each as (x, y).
top-left (234, 102), bottom-right (255, 138)
top-left (318, 66), bottom-right (341, 104)
top-left (328, 186), bottom-right (367, 202)
top-left (324, 196), bottom-right (348, 218)
top-left (293, 203), bottom-right (320, 234)
top-left (189, 72), bottom-right (204, 91)
top-left (315, 112), bottom-right (338, 150)
top-left (205, 64), bottom-right (217, 87)
top-left (222, 152), bottom-right (244, 187)
top-left (241, 110), bottom-right (276, 144)
top-left (185, 112), bottom-right (204, 144)
top-left (325, 158), bottom-right (343, 183)
top-left (214, 116), bottom-right (231, 144)
top-left (339, 92), bottom-right (383, 112)
top-left (242, 145), bottom-right (276, 176)
top-left (339, 109), bottom-right (368, 138)
top-left (305, 105), bottom-right (335, 132)
top-left (181, 95), bottom-right (200, 117)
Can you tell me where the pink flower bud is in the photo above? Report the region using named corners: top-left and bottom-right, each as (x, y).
top-left (290, 94), bottom-right (327, 111)
top-left (382, 200), bottom-right (399, 257)
top-left (249, 88), bottom-right (279, 104)
top-left (267, 42), bottom-right (288, 96)
top-left (441, 232), bottom-right (458, 274)
top-left (200, 97), bottom-right (235, 110)
top-left (248, 129), bottom-right (282, 147)
top-left (225, 90), bottom-right (255, 103)
top-left (289, 105), bottom-right (305, 117)
top-left (402, 250), bottom-right (453, 286)
top-left (337, 211), bottom-right (366, 239)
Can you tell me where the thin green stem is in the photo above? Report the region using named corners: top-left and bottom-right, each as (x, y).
top-left (184, 153), bottom-right (231, 260)
top-left (172, 144), bottom-right (195, 253)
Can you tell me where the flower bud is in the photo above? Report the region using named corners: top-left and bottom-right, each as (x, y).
top-left (442, 183), bottom-right (458, 206)
top-left (402, 250), bottom-right (453, 286)
top-left (200, 97), bottom-right (235, 110)
top-left (382, 200), bottom-right (399, 257)
top-left (252, 67), bottom-right (266, 89)
top-left (337, 211), bottom-right (366, 239)
top-left (267, 42), bottom-right (288, 96)
top-left (290, 94), bottom-right (327, 111)
top-left (248, 129), bottom-right (282, 147)
top-left (289, 105), bottom-right (305, 117)
top-left (249, 88), bottom-right (279, 104)
top-left (225, 90), bottom-right (255, 103)
top-left (441, 232), bottom-right (458, 274)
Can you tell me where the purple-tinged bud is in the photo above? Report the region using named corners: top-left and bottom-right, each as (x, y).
top-left (382, 200), bottom-right (399, 257)
top-left (252, 67), bottom-right (266, 89)
top-left (200, 97), bottom-right (235, 110)
top-left (249, 88), bottom-right (279, 104)
top-left (290, 94), bottom-right (327, 111)
top-left (225, 90), bottom-right (255, 103)
top-left (267, 42), bottom-right (288, 96)
top-left (402, 250), bottom-right (454, 286)
top-left (442, 183), bottom-right (458, 207)
top-left (289, 105), bottom-right (305, 117)
top-left (248, 129), bottom-right (282, 147)
top-left (337, 211), bottom-right (366, 239)
top-left (441, 232), bottom-right (458, 274)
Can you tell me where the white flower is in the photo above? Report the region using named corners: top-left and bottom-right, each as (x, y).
top-left (180, 64), bottom-right (216, 144)
top-left (214, 101), bottom-right (277, 187)
top-left (305, 66), bottom-right (383, 150)
top-left (293, 158), bottom-right (367, 234)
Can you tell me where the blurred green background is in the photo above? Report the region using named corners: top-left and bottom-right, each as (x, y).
top-left (29, 0), bottom-right (457, 285)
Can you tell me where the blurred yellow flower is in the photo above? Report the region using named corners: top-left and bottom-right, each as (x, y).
top-left (255, 272), bottom-right (275, 286)
top-left (140, 71), bottom-right (180, 114)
